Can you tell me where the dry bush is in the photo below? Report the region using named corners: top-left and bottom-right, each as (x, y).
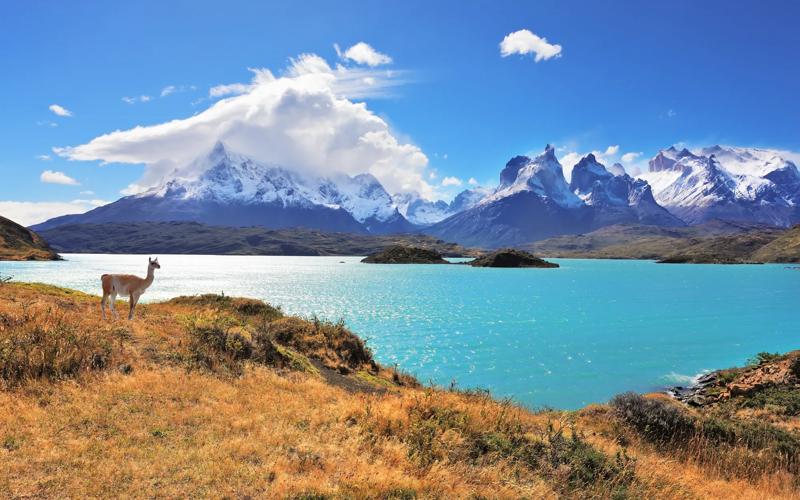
top-left (0, 305), bottom-right (114, 387)
top-left (611, 392), bottom-right (800, 482)
top-left (359, 389), bottom-right (638, 498)
top-left (261, 316), bottom-right (374, 373)
top-left (168, 293), bottom-right (283, 321)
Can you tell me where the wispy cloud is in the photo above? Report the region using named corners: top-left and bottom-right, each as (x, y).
top-left (161, 84), bottom-right (196, 97)
top-left (36, 154), bottom-right (52, 161)
top-left (335, 42), bottom-right (392, 66)
top-left (40, 170), bottom-right (80, 185)
top-left (500, 29), bottom-right (562, 62)
top-left (468, 177), bottom-right (479, 186)
top-left (122, 95), bottom-right (152, 104)
top-left (49, 104), bottom-right (72, 117)
top-left (209, 82), bottom-right (251, 98)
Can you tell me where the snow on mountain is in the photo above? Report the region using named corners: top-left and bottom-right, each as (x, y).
top-left (424, 146), bottom-right (681, 248)
top-left (640, 145), bottom-right (800, 226)
top-left (393, 187), bottom-right (491, 226)
top-left (33, 142), bottom-right (416, 234)
top-left (484, 145), bottom-right (582, 207)
top-left (569, 153), bottom-right (683, 226)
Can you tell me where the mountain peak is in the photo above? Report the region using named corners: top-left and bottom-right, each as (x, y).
top-left (499, 155), bottom-right (531, 187)
top-left (209, 140), bottom-right (229, 159)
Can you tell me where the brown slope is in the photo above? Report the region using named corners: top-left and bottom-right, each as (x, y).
top-left (0, 215), bottom-right (60, 261)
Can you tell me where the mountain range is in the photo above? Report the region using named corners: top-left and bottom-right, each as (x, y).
top-left (30, 142), bottom-right (800, 248)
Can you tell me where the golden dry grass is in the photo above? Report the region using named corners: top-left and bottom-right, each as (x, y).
top-left (0, 282), bottom-right (798, 499)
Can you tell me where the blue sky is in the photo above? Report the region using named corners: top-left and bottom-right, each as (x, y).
top-left (2, 0), bottom-right (799, 224)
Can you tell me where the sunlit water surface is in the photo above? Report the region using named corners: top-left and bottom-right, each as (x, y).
top-left (2, 254), bottom-right (797, 409)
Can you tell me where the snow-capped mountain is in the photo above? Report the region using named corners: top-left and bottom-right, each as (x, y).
top-left (393, 187), bottom-right (491, 226)
top-left (570, 154), bottom-right (683, 227)
top-left (639, 146), bottom-right (800, 226)
top-left (425, 145), bottom-right (682, 247)
top-left (486, 146), bottom-right (582, 207)
top-left (33, 142), bottom-right (414, 234)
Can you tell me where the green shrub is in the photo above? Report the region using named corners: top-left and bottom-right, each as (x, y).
top-left (747, 351), bottom-right (782, 366)
top-left (740, 386), bottom-right (800, 416)
top-left (185, 313), bottom-right (253, 374)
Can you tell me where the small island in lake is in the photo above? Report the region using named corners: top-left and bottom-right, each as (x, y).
top-left (361, 245), bottom-right (450, 264)
top-left (469, 248), bottom-right (559, 268)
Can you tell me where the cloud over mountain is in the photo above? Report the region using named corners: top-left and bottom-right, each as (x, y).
top-left (56, 54), bottom-right (434, 198)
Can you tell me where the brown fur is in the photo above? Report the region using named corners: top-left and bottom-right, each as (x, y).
top-left (101, 258), bottom-right (160, 320)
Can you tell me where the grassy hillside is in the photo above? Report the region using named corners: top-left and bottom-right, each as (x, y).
top-left (1, 282), bottom-right (799, 498)
top-left (39, 221), bottom-right (479, 257)
top-left (527, 221), bottom-right (798, 263)
top-left (751, 226), bottom-right (800, 262)
top-left (0, 215), bottom-right (60, 261)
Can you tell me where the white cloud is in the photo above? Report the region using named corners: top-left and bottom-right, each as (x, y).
top-left (36, 154), bottom-right (51, 161)
top-left (120, 183), bottom-right (147, 196)
top-left (441, 176), bottom-right (463, 187)
top-left (209, 82), bottom-right (250, 98)
top-left (40, 170), bottom-right (80, 186)
top-left (0, 200), bottom-right (106, 226)
top-left (499, 29), bottom-right (562, 62)
top-left (666, 109), bottom-right (676, 118)
top-left (49, 104), bottom-right (72, 117)
top-left (57, 53), bottom-right (434, 198)
top-left (79, 190), bottom-right (94, 195)
top-left (71, 198), bottom-right (108, 207)
top-left (161, 84), bottom-right (196, 97)
top-left (621, 152), bottom-right (642, 163)
top-left (468, 177), bottom-right (479, 186)
top-left (558, 145), bottom-right (625, 182)
top-left (37, 120), bottom-right (58, 127)
top-left (336, 42), bottom-right (392, 67)
top-left (122, 95), bottom-right (152, 104)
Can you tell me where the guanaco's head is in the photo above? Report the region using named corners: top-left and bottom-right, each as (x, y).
top-left (149, 257), bottom-right (161, 270)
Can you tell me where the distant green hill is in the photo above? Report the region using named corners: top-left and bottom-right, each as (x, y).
top-left (526, 220), bottom-right (799, 263)
top-left (39, 221), bottom-right (478, 257)
top-left (0, 215), bottom-right (60, 261)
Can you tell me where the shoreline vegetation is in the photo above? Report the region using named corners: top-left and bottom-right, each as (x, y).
top-left (1, 282), bottom-right (798, 498)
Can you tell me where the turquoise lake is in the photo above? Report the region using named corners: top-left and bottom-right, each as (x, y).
top-left (1, 254), bottom-right (797, 409)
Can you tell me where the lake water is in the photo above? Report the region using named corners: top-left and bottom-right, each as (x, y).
top-left (1, 254), bottom-right (797, 409)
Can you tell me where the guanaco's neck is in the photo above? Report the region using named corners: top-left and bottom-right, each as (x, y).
top-left (144, 266), bottom-right (155, 286)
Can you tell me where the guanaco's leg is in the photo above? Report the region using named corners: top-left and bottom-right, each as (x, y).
top-left (109, 292), bottom-right (119, 319)
top-left (128, 293), bottom-right (138, 320)
top-left (101, 293), bottom-right (109, 320)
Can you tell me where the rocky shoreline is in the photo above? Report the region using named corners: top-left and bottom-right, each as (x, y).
top-left (667, 371), bottom-right (720, 406)
top-left (666, 351), bottom-right (800, 408)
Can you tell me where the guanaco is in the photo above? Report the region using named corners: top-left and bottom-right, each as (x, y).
top-left (101, 257), bottom-right (160, 320)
